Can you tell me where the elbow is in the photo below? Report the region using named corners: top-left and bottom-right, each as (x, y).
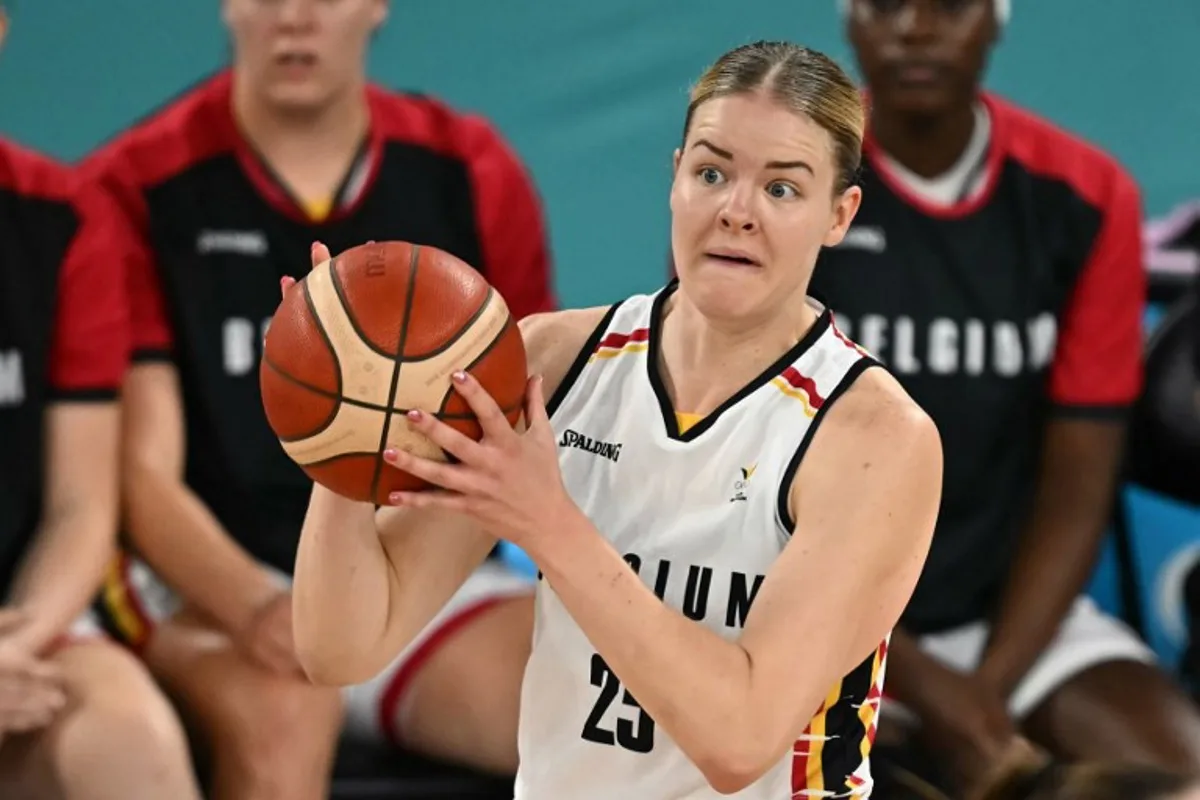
top-left (293, 634), bottom-right (367, 688)
top-left (292, 606), bottom-right (384, 688)
top-left (695, 748), bottom-right (776, 796)
top-left (692, 724), bottom-right (783, 795)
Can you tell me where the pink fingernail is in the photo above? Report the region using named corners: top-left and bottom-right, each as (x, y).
top-left (388, 492), bottom-right (403, 504)
top-left (407, 409), bottom-right (422, 421)
top-left (452, 371), bottom-right (467, 383)
top-left (382, 448), bottom-right (398, 462)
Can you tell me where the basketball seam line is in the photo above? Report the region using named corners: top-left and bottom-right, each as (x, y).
top-left (330, 253), bottom-right (407, 361)
top-left (437, 311), bottom-right (519, 416)
top-left (371, 245), bottom-right (422, 502)
top-left (261, 352), bottom-right (518, 428)
top-left (415, 284), bottom-right (498, 361)
top-left (280, 275), bottom-right (343, 440)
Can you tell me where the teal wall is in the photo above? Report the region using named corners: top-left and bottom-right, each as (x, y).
top-left (2, 1), bottom-right (1197, 306)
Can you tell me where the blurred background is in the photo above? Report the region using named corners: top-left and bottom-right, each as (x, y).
top-left (4, 1), bottom-right (1200, 798)
top-left (3, 0), bottom-right (1198, 306)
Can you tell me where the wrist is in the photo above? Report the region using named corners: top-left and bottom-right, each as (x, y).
top-left (519, 496), bottom-right (592, 574)
top-left (224, 579), bottom-right (288, 639)
top-left (976, 657), bottom-right (1018, 700)
top-left (2, 613), bottom-right (57, 656)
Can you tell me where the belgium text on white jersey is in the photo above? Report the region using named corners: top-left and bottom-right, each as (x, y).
top-left (514, 283), bottom-right (890, 799)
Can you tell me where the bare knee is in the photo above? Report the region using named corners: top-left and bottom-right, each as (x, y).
top-left (1026, 660), bottom-right (1200, 770)
top-left (28, 642), bottom-right (199, 800)
top-left (206, 665), bottom-right (343, 781)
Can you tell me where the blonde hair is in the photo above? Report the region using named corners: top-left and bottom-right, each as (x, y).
top-left (682, 41), bottom-right (866, 194)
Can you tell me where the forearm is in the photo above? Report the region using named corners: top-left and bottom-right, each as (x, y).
top-left (292, 486), bottom-right (394, 683)
top-left (979, 419), bottom-right (1124, 696)
top-left (978, 512), bottom-right (1107, 695)
top-left (125, 466), bottom-right (278, 633)
top-left (879, 627), bottom-right (954, 718)
top-left (6, 508), bottom-right (113, 653)
top-left (529, 510), bottom-right (779, 780)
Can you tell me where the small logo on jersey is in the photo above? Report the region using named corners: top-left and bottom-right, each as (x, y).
top-left (835, 225), bottom-right (886, 253)
top-left (730, 463), bottom-right (756, 502)
top-left (196, 229), bottom-right (269, 257)
top-left (558, 429), bottom-right (622, 463)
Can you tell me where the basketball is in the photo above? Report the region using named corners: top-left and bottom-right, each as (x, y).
top-left (259, 241), bottom-right (528, 504)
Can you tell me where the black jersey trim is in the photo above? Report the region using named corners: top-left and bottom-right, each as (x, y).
top-left (776, 358), bottom-right (881, 534)
top-left (131, 348), bottom-right (173, 364)
top-left (1048, 403), bottom-right (1130, 421)
top-left (647, 279), bottom-right (833, 443)
top-left (545, 302), bottom-right (624, 419)
top-left (46, 387), bottom-right (119, 403)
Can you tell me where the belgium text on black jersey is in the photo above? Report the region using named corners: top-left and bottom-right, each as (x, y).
top-left (810, 93), bottom-right (1146, 632)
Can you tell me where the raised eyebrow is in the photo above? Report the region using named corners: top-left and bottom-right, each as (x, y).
top-left (691, 139), bottom-right (734, 160)
top-left (764, 159), bottom-right (814, 176)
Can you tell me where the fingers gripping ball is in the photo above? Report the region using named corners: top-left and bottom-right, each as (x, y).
top-left (259, 241), bottom-right (528, 504)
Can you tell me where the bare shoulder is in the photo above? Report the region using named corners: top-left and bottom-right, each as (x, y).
top-left (831, 366), bottom-right (939, 452)
top-left (790, 364), bottom-right (942, 519)
top-left (519, 306), bottom-right (612, 398)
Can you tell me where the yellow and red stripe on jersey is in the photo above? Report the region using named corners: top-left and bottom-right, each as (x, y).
top-left (791, 639), bottom-right (888, 797)
top-left (589, 327), bottom-right (649, 362)
top-left (770, 365), bottom-right (824, 417)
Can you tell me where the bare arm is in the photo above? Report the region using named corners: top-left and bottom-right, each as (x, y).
top-left (977, 418), bottom-right (1126, 696)
top-left (527, 371), bottom-right (942, 793)
top-left (7, 404), bottom-right (121, 653)
top-left (293, 306), bottom-right (607, 685)
top-left (122, 362), bottom-right (281, 633)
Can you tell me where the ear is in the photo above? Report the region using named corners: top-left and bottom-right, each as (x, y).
top-left (0, 6), bottom-right (10, 53)
top-left (672, 148), bottom-right (682, 175)
top-left (372, 0), bottom-right (389, 29)
top-left (822, 185), bottom-right (863, 248)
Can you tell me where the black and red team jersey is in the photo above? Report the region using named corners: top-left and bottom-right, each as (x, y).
top-left (83, 70), bottom-right (557, 575)
top-left (0, 138), bottom-right (130, 595)
top-left (809, 94), bottom-right (1146, 633)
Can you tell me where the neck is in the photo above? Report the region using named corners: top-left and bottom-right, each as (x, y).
top-left (869, 98), bottom-right (979, 179)
top-left (231, 72), bottom-right (370, 161)
top-left (658, 288), bottom-right (819, 413)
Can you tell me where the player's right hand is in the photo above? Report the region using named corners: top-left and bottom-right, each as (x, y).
top-left (915, 670), bottom-right (1026, 795)
top-left (236, 590), bottom-right (303, 676)
top-left (0, 630), bottom-right (66, 737)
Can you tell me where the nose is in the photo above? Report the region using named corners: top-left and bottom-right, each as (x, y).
top-left (895, 0), bottom-right (940, 42)
top-left (718, 188), bottom-right (757, 234)
top-left (276, 0), bottom-right (318, 31)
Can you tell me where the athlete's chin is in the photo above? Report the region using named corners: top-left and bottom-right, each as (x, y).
top-left (262, 84), bottom-right (337, 116)
top-left (680, 270), bottom-right (773, 321)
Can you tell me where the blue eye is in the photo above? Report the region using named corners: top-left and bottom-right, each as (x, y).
top-left (697, 167), bottom-right (725, 185)
top-left (767, 182), bottom-right (798, 199)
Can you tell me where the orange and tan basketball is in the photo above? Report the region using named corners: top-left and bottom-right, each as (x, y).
top-left (259, 241), bottom-right (528, 504)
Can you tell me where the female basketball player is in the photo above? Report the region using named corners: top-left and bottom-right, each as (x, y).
top-left (292, 40), bottom-right (942, 797)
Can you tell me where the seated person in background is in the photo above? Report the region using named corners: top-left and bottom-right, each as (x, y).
top-left (82, 1), bottom-right (554, 798)
top-left (978, 757), bottom-right (1200, 800)
top-left (811, 0), bottom-right (1200, 792)
top-left (0, 6), bottom-right (200, 797)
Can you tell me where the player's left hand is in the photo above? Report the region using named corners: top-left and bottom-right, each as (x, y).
top-left (382, 369), bottom-right (577, 549)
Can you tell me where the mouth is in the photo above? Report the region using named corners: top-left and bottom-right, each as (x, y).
top-left (704, 249), bottom-right (761, 267)
top-left (887, 59), bottom-right (951, 87)
top-left (274, 52), bottom-right (318, 69)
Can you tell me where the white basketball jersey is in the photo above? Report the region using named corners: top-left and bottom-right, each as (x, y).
top-left (514, 283), bottom-right (889, 799)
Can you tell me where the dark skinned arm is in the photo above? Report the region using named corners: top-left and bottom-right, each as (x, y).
top-left (976, 417), bottom-right (1126, 698)
top-left (978, 161), bottom-right (1145, 697)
